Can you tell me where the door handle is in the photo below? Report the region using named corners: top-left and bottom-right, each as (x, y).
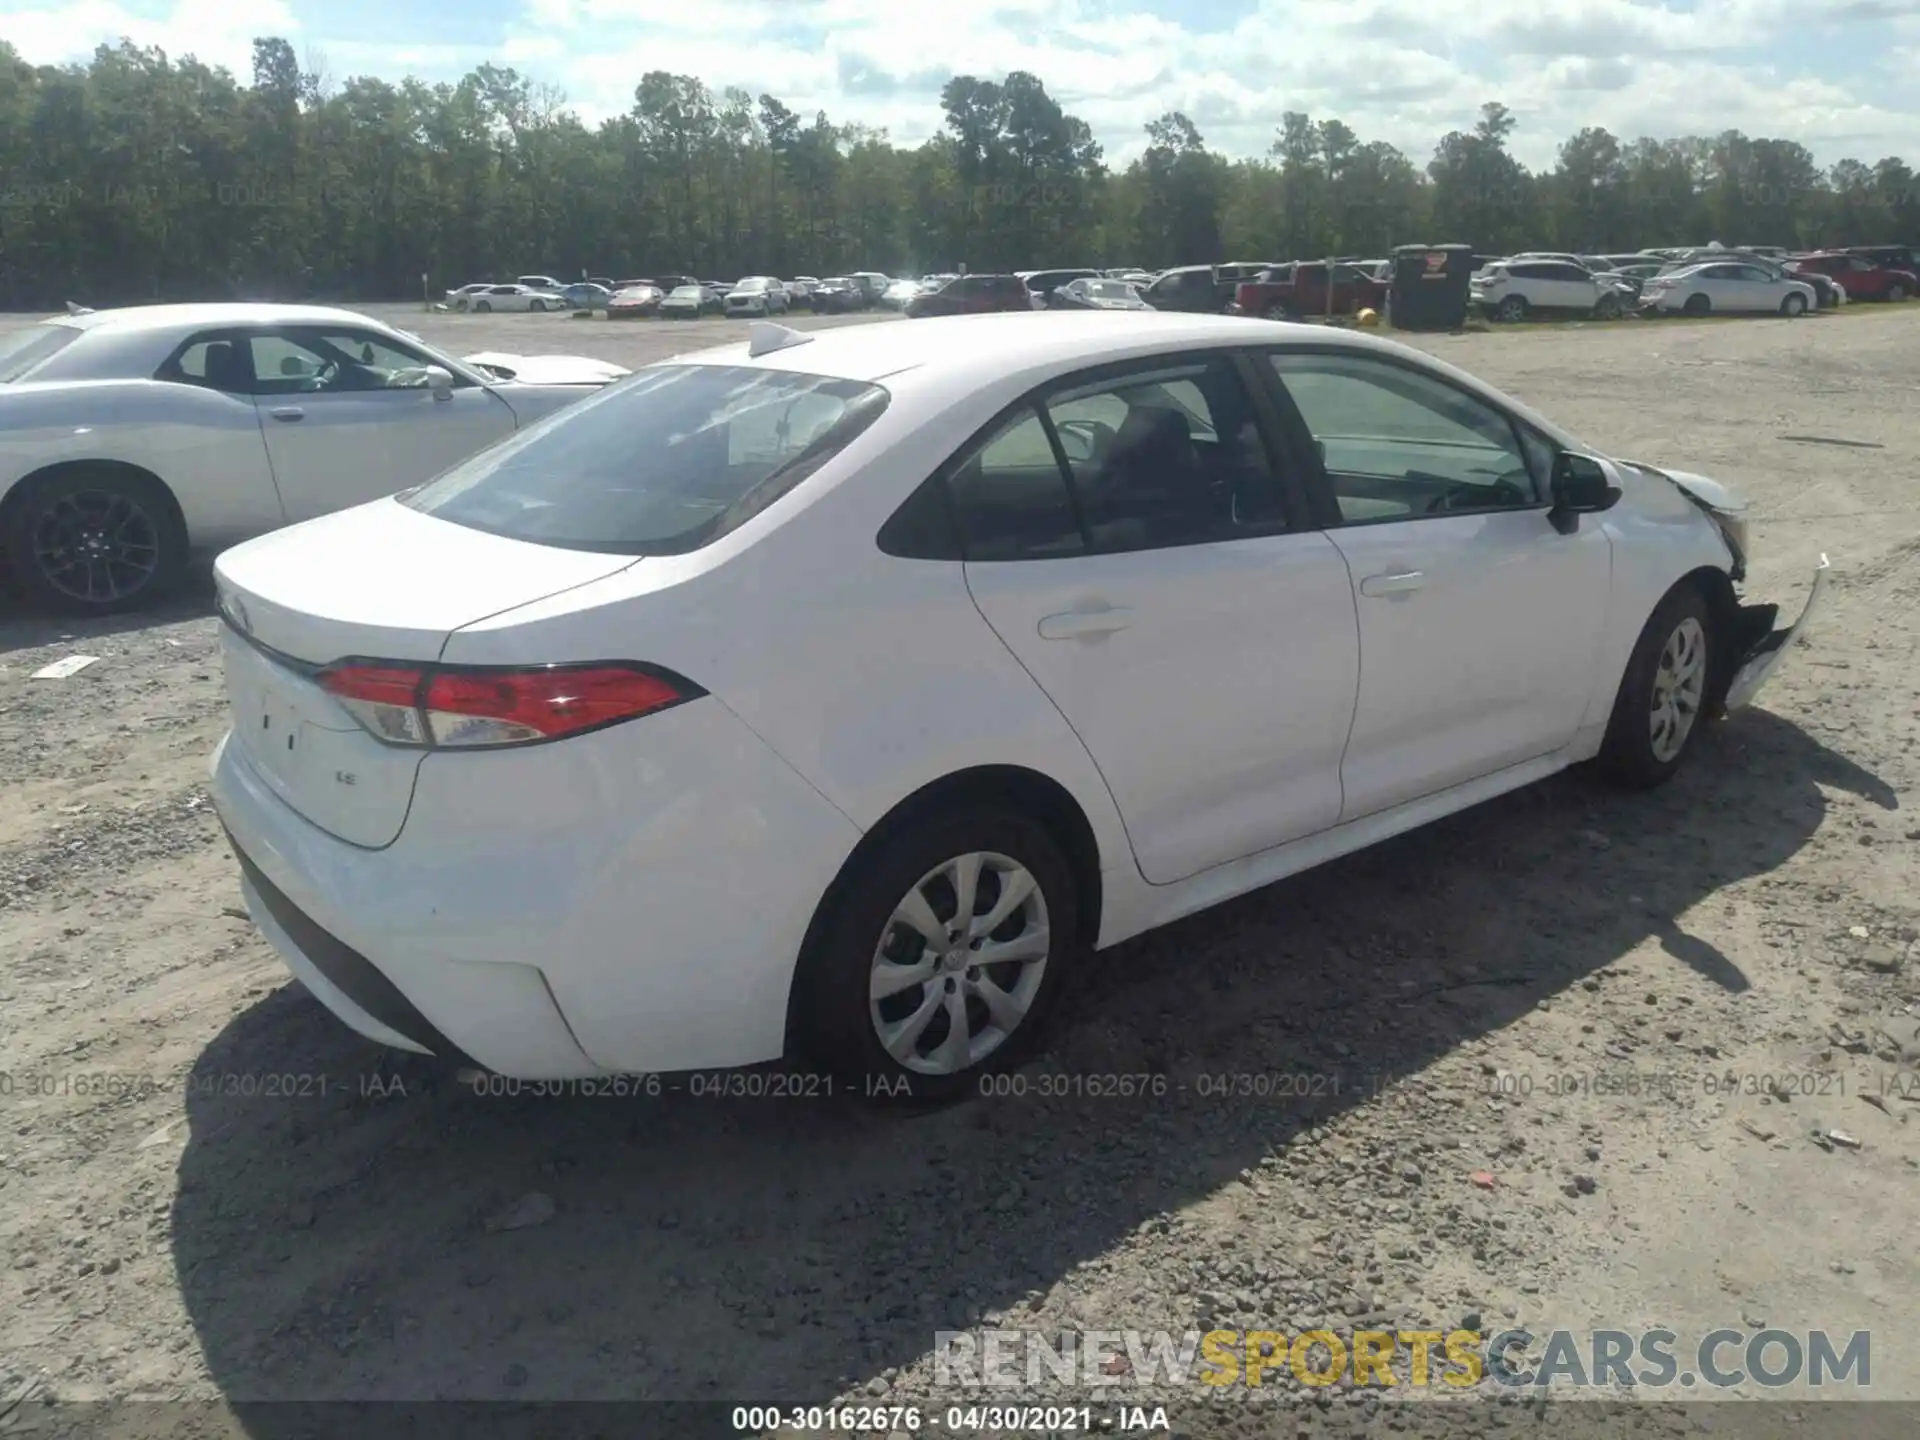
top-left (1037, 607), bottom-right (1132, 641)
top-left (268, 407), bottom-right (305, 422)
top-left (1359, 570), bottom-right (1425, 597)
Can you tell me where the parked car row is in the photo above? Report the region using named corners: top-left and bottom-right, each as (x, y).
top-left (1460, 244), bottom-right (1915, 322)
top-left (444, 242), bottom-right (1913, 333)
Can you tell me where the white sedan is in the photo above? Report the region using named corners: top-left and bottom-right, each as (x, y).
top-left (455, 284), bottom-right (562, 314)
top-left (209, 312), bottom-right (1823, 1099)
top-left (1641, 262), bottom-right (1818, 316)
top-left (0, 303), bottom-right (628, 612)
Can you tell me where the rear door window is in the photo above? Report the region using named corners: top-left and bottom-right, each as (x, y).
top-left (944, 408), bottom-right (1086, 562)
top-left (402, 364), bottom-right (889, 554)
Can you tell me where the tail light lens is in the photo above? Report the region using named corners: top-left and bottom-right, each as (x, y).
top-left (318, 662), bottom-right (702, 749)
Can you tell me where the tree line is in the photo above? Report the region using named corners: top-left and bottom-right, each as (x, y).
top-left (1, 36), bottom-right (1917, 309)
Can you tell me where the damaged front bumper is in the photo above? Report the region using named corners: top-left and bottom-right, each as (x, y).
top-left (1723, 554), bottom-right (1830, 713)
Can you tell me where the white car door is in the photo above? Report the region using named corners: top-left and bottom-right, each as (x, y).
top-left (1696, 264), bottom-right (1746, 309)
top-left (1545, 262), bottom-right (1597, 308)
top-left (1261, 348), bottom-right (1613, 822)
top-left (245, 326), bottom-right (518, 522)
top-left (1730, 264), bottom-right (1785, 310)
top-left (957, 352), bottom-right (1361, 885)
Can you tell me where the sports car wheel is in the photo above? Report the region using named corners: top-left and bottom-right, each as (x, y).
top-left (528, 298), bottom-right (546, 312)
top-left (5, 467), bottom-right (186, 615)
top-left (795, 805), bottom-right (1079, 1103)
top-left (1597, 585), bottom-right (1715, 789)
top-left (473, 300), bottom-right (492, 313)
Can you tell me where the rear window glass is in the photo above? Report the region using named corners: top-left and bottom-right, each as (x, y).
top-left (0, 323), bottom-right (82, 382)
top-left (400, 364), bottom-right (889, 555)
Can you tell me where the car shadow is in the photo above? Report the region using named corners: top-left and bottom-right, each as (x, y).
top-left (169, 709), bottom-right (1891, 1418)
top-left (0, 565), bottom-right (217, 657)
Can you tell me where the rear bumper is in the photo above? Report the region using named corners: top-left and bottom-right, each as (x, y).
top-left (209, 698), bottom-right (865, 1079)
top-left (1725, 555), bottom-right (1829, 711)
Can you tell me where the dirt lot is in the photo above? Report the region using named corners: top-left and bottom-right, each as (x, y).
top-left (1, 302), bottom-right (1918, 1433)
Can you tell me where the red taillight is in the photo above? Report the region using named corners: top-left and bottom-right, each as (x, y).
top-left (318, 662), bottom-right (699, 749)
top-left (321, 665), bottom-right (424, 708)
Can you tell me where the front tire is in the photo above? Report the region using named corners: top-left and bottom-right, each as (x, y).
top-left (4, 467), bottom-right (186, 615)
top-left (1596, 586), bottom-right (1715, 789)
top-left (1496, 295), bottom-right (1529, 323)
top-left (794, 806), bottom-right (1080, 1103)
top-left (1888, 283), bottom-right (1907, 302)
top-left (1780, 292), bottom-right (1807, 316)
top-left (1594, 292), bottom-right (1622, 320)
top-left (528, 298), bottom-right (546, 312)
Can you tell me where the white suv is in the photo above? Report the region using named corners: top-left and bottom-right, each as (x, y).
top-left (1472, 259), bottom-right (1624, 322)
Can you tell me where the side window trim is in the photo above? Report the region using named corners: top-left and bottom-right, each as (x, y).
top-left (257, 325), bottom-right (474, 393)
top-left (1032, 348), bottom-right (1304, 548)
top-left (1031, 403), bottom-right (1094, 550)
top-left (154, 328), bottom-right (255, 394)
top-left (1249, 344), bottom-right (1554, 527)
top-left (875, 345), bottom-right (1317, 562)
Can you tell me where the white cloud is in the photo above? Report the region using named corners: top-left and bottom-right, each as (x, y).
top-left (6, 0), bottom-right (298, 75)
top-left (10, 0), bottom-right (1918, 167)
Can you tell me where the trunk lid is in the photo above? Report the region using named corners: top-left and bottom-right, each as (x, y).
top-left (214, 499), bottom-right (637, 847)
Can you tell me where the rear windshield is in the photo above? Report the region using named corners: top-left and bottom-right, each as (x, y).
top-left (0, 322), bottom-right (82, 382)
top-left (401, 364), bottom-right (889, 555)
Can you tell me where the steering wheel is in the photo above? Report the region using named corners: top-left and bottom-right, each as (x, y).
top-left (301, 358), bottom-right (338, 392)
top-left (1423, 472), bottom-right (1530, 514)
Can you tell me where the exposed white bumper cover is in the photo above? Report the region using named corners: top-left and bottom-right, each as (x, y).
top-left (210, 698), bottom-right (864, 1079)
top-left (1725, 555), bottom-right (1829, 712)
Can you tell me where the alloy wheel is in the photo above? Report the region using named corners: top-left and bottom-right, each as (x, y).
top-left (31, 488), bottom-right (162, 605)
top-left (868, 851), bottom-right (1051, 1076)
top-left (1649, 616), bottom-right (1707, 763)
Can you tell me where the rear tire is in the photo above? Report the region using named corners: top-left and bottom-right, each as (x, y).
top-left (473, 300), bottom-right (491, 313)
top-left (793, 805), bottom-right (1080, 1105)
top-left (3, 467), bottom-right (186, 615)
top-left (1683, 293), bottom-right (1711, 316)
top-left (1596, 585), bottom-right (1716, 790)
top-left (1888, 283), bottom-right (1907, 302)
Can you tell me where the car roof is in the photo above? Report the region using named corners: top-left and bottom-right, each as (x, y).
top-left (670, 310), bottom-right (1427, 385)
top-left (53, 302), bottom-right (390, 336)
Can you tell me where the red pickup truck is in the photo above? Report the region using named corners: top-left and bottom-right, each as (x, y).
top-left (1229, 261), bottom-right (1390, 320)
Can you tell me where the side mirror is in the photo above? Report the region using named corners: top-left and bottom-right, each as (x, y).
top-left (1548, 452), bottom-right (1620, 533)
top-left (1054, 420), bottom-right (1098, 464)
top-left (424, 365), bottom-right (454, 402)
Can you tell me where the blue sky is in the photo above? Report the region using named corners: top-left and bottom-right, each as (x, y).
top-left (9, 0), bottom-right (1918, 169)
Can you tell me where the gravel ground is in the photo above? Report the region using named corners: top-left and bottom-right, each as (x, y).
top-left (1, 303), bottom-right (1918, 1436)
